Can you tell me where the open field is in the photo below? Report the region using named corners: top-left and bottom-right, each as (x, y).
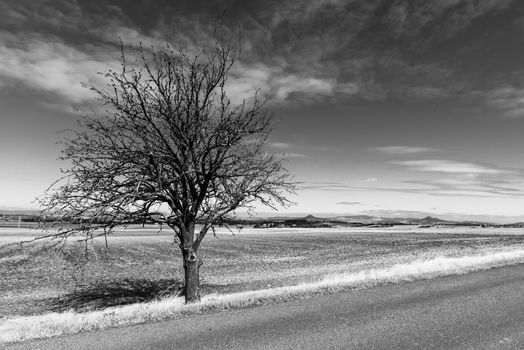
top-left (1, 226), bottom-right (524, 320)
top-left (0, 222), bottom-right (38, 229)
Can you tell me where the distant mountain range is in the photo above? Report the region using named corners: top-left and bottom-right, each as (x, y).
top-left (234, 214), bottom-right (524, 228)
top-left (240, 210), bottom-right (524, 225)
top-left (330, 215), bottom-right (496, 226)
top-left (2, 208), bottom-right (524, 227)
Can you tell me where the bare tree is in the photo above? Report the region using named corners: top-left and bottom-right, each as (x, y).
top-left (39, 29), bottom-right (295, 303)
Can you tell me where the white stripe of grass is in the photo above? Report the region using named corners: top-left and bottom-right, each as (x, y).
top-left (2, 249), bottom-right (524, 344)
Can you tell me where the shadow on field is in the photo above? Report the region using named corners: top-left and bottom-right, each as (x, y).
top-left (45, 278), bottom-right (184, 313)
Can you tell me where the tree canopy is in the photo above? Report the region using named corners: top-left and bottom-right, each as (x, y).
top-left (39, 30), bottom-right (295, 302)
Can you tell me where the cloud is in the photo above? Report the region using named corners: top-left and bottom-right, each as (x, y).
top-left (336, 201), bottom-right (361, 206)
top-left (301, 158), bottom-right (524, 198)
top-left (0, 4), bottom-right (338, 108)
top-left (273, 76), bottom-right (335, 101)
top-left (403, 86), bottom-right (450, 99)
top-left (0, 0), bottom-right (193, 107)
top-left (266, 142), bottom-right (307, 157)
top-left (402, 178), bottom-right (524, 198)
top-left (269, 142), bottom-right (291, 148)
top-left (239, 1), bottom-right (464, 103)
top-left (279, 152), bottom-right (307, 158)
top-left (390, 160), bottom-right (506, 175)
top-left (383, 0), bottom-right (516, 41)
top-left (371, 146), bottom-right (439, 155)
top-left (301, 182), bottom-right (367, 191)
top-left (302, 178), bottom-right (524, 198)
top-left (0, 33), bottom-right (119, 103)
top-left (485, 85), bottom-right (524, 118)
top-left (226, 62), bottom-right (337, 104)
top-left (0, 0), bottom-right (522, 109)
top-left (261, 0), bottom-right (520, 104)
top-left (0, 0), bottom-right (84, 31)
top-left (0, 0), bottom-right (130, 105)
top-left (391, 159), bottom-right (524, 197)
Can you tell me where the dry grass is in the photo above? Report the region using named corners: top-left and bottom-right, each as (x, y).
top-left (2, 248), bottom-right (524, 344)
top-left (1, 226), bottom-right (523, 319)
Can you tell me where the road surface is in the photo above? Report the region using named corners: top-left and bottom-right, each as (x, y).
top-left (6, 263), bottom-right (524, 349)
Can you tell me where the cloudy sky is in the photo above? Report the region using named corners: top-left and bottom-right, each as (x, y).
top-left (2, 0), bottom-right (524, 221)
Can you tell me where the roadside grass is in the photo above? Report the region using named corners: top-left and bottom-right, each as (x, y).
top-left (2, 248), bottom-right (524, 344)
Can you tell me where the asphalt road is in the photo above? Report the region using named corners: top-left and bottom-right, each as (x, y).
top-left (6, 264), bottom-right (524, 350)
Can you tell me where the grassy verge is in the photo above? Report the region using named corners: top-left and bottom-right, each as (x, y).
top-left (2, 248), bottom-right (524, 344)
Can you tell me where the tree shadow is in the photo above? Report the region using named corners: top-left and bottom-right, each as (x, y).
top-left (45, 278), bottom-right (184, 313)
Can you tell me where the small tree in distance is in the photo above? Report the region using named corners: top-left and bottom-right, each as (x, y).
top-left (39, 28), bottom-right (295, 303)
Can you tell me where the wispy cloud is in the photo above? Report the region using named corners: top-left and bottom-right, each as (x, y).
top-left (0, 1), bottom-right (128, 105)
top-left (0, 33), bottom-right (118, 103)
top-left (1, 0), bottom-right (523, 115)
top-left (391, 159), bottom-right (524, 197)
top-left (227, 63), bottom-right (337, 104)
top-left (268, 142), bottom-right (291, 149)
top-left (372, 146), bottom-right (439, 155)
top-left (402, 178), bottom-right (524, 198)
top-left (383, 0), bottom-right (516, 41)
top-left (302, 157), bottom-right (524, 198)
top-left (266, 142), bottom-right (307, 158)
top-left (301, 182), bottom-right (366, 191)
top-left (0, 1), bottom-right (229, 107)
top-left (336, 201), bottom-right (361, 206)
top-left (2, 0), bottom-right (518, 108)
top-left (402, 86), bottom-right (450, 99)
top-left (0, 0), bottom-right (85, 31)
top-left (278, 152), bottom-right (307, 158)
top-left (237, 1), bottom-right (475, 104)
top-left (485, 85), bottom-right (524, 118)
top-left (303, 178), bottom-right (524, 198)
top-left (390, 160), bottom-right (506, 175)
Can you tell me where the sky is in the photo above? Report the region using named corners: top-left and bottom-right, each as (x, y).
top-left (2, 0), bottom-right (524, 221)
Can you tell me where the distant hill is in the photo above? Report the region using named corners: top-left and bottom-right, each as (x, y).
top-left (1, 209), bottom-right (520, 227)
top-left (413, 216), bottom-right (452, 224)
top-left (243, 214), bottom-right (504, 228)
top-left (246, 210), bottom-right (524, 225)
top-left (331, 215), bottom-right (450, 225)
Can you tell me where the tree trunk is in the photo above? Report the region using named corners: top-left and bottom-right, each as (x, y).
top-left (183, 248), bottom-right (200, 303)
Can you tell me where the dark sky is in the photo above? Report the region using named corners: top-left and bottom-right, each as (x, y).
top-left (2, 0), bottom-right (524, 220)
